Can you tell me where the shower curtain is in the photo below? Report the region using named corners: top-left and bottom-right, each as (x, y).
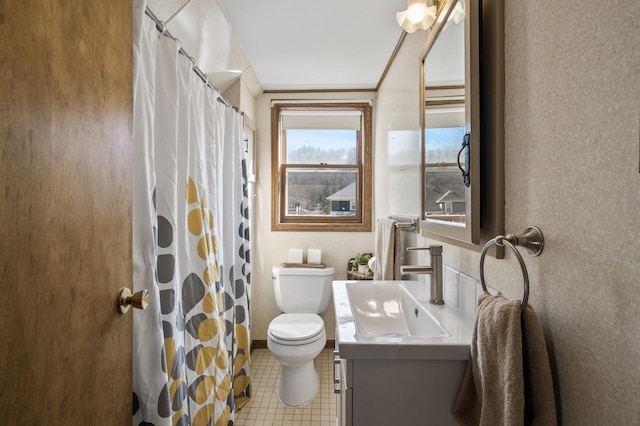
top-left (132, 1), bottom-right (251, 425)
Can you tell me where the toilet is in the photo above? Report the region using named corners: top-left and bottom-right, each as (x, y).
top-left (268, 265), bottom-right (335, 407)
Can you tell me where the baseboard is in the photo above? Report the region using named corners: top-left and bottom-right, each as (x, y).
top-left (250, 339), bottom-right (335, 353)
top-left (250, 340), bottom-right (268, 350)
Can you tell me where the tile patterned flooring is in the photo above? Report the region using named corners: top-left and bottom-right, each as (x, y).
top-left (235, 348), bottom-right (336, 426)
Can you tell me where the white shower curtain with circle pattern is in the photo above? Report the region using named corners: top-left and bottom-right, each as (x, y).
top-left (131, 1), bottom-right (251, 425)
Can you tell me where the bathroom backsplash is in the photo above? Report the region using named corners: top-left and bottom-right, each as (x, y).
top-left (443, 265), bottom-right (497, 320)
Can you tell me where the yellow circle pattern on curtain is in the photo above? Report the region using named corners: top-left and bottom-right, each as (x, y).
top-left (185, 177), bottom-right (232, 426)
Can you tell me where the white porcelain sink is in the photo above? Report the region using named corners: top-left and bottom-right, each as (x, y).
top-left (345, 282), bottom-right (450, 338)
top-left (333, 280), bottom-right (474, 360)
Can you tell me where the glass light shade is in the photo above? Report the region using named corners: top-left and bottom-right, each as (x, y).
top-left (449, 1), bottom-right (465, 24)
top-left (407, 3), bottom-right (427, 23)
top-left (396, 0), bottom-right (437, 33)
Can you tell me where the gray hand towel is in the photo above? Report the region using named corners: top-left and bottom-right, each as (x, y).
top-left (452, 293), bottom-right (557, 426)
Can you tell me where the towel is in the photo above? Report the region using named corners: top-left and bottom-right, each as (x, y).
top-left (374, 218), bottom-right (401, 280)
top-left (452, 293), bottom-right (557, 426)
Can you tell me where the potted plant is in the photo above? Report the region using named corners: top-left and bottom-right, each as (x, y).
top-left (350, 252), bottom-right (372, 275)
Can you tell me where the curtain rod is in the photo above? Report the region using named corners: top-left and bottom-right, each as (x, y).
top-left (144, 6), bottom-right (233, 110)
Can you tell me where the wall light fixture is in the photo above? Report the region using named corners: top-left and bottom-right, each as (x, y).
top-left (396, 0), bottom-right (465, 33)
top-left (396, 0), bottom-right (437, 33)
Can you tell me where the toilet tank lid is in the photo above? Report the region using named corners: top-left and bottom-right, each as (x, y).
top-left (273, 266), bottom-right (335, 276)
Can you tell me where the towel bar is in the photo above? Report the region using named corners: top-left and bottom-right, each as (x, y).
top-left (479, 226), bottom-right (544, 314)
top-left (387, 215), bottom-right (417, 232)
top-left (395, 221), bottom-right (415, 231)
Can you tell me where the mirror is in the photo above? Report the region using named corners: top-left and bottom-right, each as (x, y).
top-left (420, 0), bottom-right (480, 244)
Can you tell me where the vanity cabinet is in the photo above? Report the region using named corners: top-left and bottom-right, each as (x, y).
top-left (332, 281), bottom-right (474, 425)
top-left (334, 350), bottom-right (467, 426)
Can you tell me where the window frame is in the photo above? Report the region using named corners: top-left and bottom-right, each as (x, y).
top-left (271, 101), bottom-right (373, 232)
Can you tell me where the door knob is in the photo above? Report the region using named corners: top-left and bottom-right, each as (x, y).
top-left (117, 288), bottom-right (150, 314)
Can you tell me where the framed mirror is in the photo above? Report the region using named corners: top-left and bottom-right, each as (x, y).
top-left (420, 0), bottom-right (480, 244)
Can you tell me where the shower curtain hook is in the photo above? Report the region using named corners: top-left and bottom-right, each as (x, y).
top-left (188, 55), bottom-right (198, 70)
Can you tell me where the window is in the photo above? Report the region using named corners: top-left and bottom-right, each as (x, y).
top-left (271, 101), bottom-right (372, 231)
top-left (423, 88), bottom-right (466, 223)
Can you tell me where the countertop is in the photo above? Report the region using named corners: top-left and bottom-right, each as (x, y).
top-left (333, 279), bottom-right (474, 360)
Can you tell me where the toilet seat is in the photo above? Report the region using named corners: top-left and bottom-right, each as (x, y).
top-left (268, 314), bottom-right (325, 346)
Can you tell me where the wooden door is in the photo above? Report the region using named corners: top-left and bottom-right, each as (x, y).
top-left (0, 1), bottom-right (133, 424)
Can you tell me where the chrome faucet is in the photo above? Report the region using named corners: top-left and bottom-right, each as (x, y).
top-left (400, 245), bottom-right (444, 305)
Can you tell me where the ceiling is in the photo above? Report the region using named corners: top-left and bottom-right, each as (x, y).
top-left (146, 0), bottom-right (408, 94)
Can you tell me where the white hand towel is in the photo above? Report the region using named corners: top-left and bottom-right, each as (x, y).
top-left (374, 218), bottom-right (401, 280)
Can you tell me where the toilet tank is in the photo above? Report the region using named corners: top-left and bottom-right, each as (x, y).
top-left (272, 266), bottom-right (335, 313)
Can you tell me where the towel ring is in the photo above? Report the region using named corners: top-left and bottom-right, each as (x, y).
top-left (479, 226), bottom-right (544, 314)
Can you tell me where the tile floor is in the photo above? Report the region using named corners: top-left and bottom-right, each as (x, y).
top-left (234, 348), bottom-right (336, 426)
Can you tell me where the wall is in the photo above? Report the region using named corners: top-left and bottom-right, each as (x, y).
top-left (374, 31), bottom-right (426, 219)
top-left (248, 1), bottom-right (640, 422)
top-left (252, 92), bottom-right (377, 341)
top-left (147, 0), bottom-right (263, 96)
top-left (223, 77), bottom-right (258, 127)
top-left (429, 0), bottom-right (639, 424)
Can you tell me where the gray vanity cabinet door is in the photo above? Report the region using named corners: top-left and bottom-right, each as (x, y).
top-left (348, 358), bottom-right (467, 425)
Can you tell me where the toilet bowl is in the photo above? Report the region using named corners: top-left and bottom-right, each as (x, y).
top-left (267, 313), bottom-right (326, 406)
top-left (268, 266), bottom-right (335, 406)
